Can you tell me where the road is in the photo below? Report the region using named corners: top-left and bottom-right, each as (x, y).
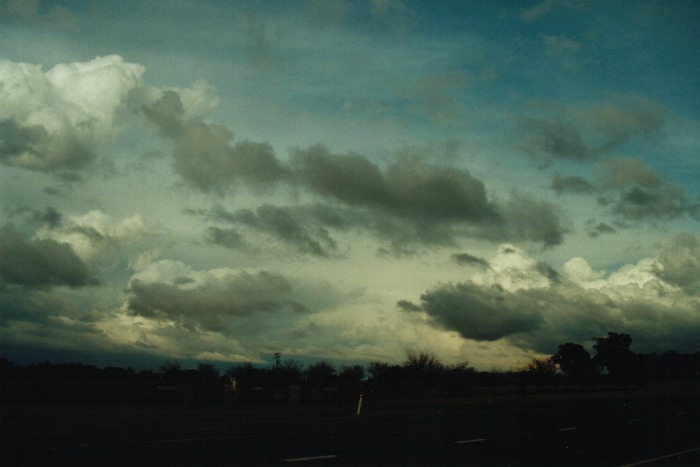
top-left (3, 390), bottom-right (699, 465)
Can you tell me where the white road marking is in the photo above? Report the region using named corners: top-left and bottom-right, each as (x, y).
top-left (620, 446), bottom-right (700, 466)
top-left (284, 455), bottom-right (339, 462)
top-left (455, 438), bottom-right (486, 444)
top-left (558, 427), bottom-right (579, 431)
top-left (627, 418), bottom-right (642, 423)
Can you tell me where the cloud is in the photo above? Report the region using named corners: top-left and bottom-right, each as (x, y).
top-left (416, 282), bottom-right (544, 341)
top-left (292, 144), bottom-right (498, 222)
top-left (551, 173), bottom-right (595, 194)
top-left (33, 210), bottom-right (148, 266)
top-left (193, 203), bottom-right (364, 257)
top-left (518, 96), bottom-right (666, 164)
top-left (584, 219), bottom-right (616, 237)
top-left (291, 144), bottom-right (508, 246)
top-left (187, 144), bottom-right (565, 253)
top-left (142, 90), bottom-right (290, 193)
top-left (291, 144), bottom-right (389, 208)
top-left (0, 56), bottom-right (144, 174)
top-left (520, 0), bottom-right (557, 21)
top-left (0, 225), bottom-right (96, 288)
top-left (552, 157), bottom-right (698, 222)
top-left (204, 226), bottom-right (246, 250)
top-left (490, 195), bottom-right (566, 247)
top-left (126, 261), bottom-right (309, 331)
top-left (594, 158), bottom-right (698, 220)
top-left (452, 252), bottom-right (490, 268)
top-left (654, 233), bottom-right (700, 294)
top-left (542, 34), bottom-right (581, 56)
top-left (216, 204), bottom-right (338, 257)
top-left (400, 242), bottom-right (700, 354)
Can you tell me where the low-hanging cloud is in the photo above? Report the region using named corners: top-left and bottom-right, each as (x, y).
top-left (127, 266), bottom-right (308, 331)
top-left (0, 225), bottom-right (96, 288)
top-left (417, 282), bottom-right (544, 341)
top-left (399, 239), bottom-right (700, 354)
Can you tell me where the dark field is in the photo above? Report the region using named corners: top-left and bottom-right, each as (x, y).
top-left (3, 386), bottom-right (700, 466)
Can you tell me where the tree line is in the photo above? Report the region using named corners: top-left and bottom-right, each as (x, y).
top-left (2, 332), bottom-right (699, 402)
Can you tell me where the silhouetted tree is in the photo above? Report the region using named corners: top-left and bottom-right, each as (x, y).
top-left (552, 343), bottom-right (595, 381)
top-left (403, 351), bottom-right (444, 397)
top-left (367, 361), bottom-right (390, 380)
top-left (337, 364), bottom-right (365, 395)
top-left (159, 359), bottom-right (183, 377)
top-left (403, 351), bottom-right (443, 372)
top-left (306, 361), bottom-right (336, 383)
top-left (196, 363), bottom-right (220, 379)
top-left (282, 359), bottom-right (304, 376)
top-left (593, 332), bottom-right (633, 376)
top-left (519, 357), bottom-right (557, 390)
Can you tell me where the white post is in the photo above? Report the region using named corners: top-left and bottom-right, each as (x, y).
top-left (356, 393), bottom-right (363, 416)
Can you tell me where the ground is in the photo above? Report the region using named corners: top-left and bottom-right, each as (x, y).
top-left (3, 385), bottom-right (700, 465)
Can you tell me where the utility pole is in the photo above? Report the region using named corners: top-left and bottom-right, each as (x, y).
top-left (274, 352), bottom-right (281, 369)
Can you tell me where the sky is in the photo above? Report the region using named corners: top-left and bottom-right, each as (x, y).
top-left (1, 0), bottom-right (699, 371)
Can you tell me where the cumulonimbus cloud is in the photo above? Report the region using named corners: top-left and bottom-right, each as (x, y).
top-left (126, 261), bottom-right (308, 331)
top-left (0, 55), bottom-right (144, 173)
top-left (399, 238), bottom-right (700, 354)
top-left (0, 225), bottom-right (97, 288)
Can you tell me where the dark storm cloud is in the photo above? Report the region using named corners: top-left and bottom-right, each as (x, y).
top-left (452, 252), bottom-right (490, 268)
top-left (518, 117), bottom-right (591, 161)
top-left (289, 144), bottom-right (567, 249)
top-left (195, 203), bottom-right (354, 257)
top-left (222, 205), bottom-right (338, 257)
top-left (142, 90), bottom-right (290, 193)
top-left (127, 270), bottom-right (308, 331)
top-left (292, 144), bottom-right (497, 221)
top-left (396, 299), bottom-right (422, 312)
top-left (384, 159), bottom-right (497, 221)
top-left (596, 157), bottom-right (661, 190)
top-left (168, 129), bottom-right (564, 249)
top-left (291, 144), bottom-right (389, 207)
top-left (595, 158), bottom-right (699, 220)
top-left (654, 233), bottom-right (700, 294)
top-left (414, 282), bottom-right (544, 341)
top-left (402, 271), bottom-right (700, 354)
top-left (551, 173), bottom-right (594, 194)
top-left (141, 90), bottom-right (185, 138)
top-left (585, 220), bottom-right (616, 237)
top-left (491, 196), bottom-right (565, 247)
top-left (0, 225), bottom-right (96, 288)
top-left (6, 206), bottom-right (63, 229)
top-left (0, 118), bottom-right (94, 173)
top-left (172, 123), bottom-right (288, 193)
top-left (552, 158), bottom-right (698, 222)
top-left (203, 226), bottom-right (245, 249)
top-left (518, 96), bottom-right (666, 164)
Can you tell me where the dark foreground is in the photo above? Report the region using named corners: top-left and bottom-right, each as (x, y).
top-left (3, 387), bottom-right (700, 466)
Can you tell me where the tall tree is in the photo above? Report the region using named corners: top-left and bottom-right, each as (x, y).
top-left (593, 332), bottom-right (634, 377)
top-left (552, 343), bottom-right (594, 379)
